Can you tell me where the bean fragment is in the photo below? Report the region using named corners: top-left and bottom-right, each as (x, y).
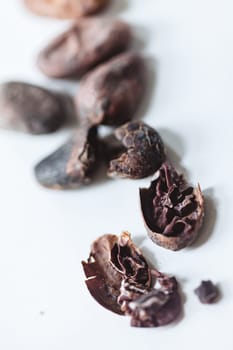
top-left (194, 281), bottom-right (219, 304)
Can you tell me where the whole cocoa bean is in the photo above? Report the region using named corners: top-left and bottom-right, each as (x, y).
top-left (38, 19), bottom-right (131, 79)
top-left (0, 82), bottom-right (66, 134)
top-left (75, 52), bottom-right (146, 126)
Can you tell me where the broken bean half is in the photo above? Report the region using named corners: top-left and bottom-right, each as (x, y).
top-left (82, 231), bottom-right (182, 327)
top-left (107, 121), bottom-right (166, 179)
top-left (75, 52), bottom-right (146, 126)
top-left (35, 125), bottom-right (98, 189)
top-left (140, 162), bottom-right (205, 251)
top-left (38, 18), bottom-right (132, 79)
top-left (24, 0), bottom-right (108, 19)
top-left (0, 82), bottom-right (66, 134)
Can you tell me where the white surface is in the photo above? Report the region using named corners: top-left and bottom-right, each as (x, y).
top-left (0, 1), bottom-right (232, 349)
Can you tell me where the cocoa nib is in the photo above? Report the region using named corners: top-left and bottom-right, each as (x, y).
top-left (38, 19), bottom-right (131, 79)
top-left (75, 52), bottom-right (146, 126)
top-left (140, 162), bottom-right (204, 251)
top-left (194, 281), bottom-right (219, 304)
top-left (24, 0), bottom-right (108, 19)
top-left (35, 125), bottom-right (98, 189)
top-left (82, 232), bottom-right (182, 327)
top-left (107, 122), bottom-right (166, 179)
top-left (0, 82), bottom-right (66, 134)
top-left (129, 286), bottom-right (181, 328)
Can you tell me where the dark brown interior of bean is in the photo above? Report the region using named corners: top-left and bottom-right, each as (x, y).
top-left (141, 164), bottom-right (199, 237)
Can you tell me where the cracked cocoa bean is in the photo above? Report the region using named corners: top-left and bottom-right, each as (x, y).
top-left (82, 231), bottom-right (182, 327)
top-left (107, 121), bottom-right (166, 179)
top-left (75, 52), bottom-right (146, 126)
top-left (24, 0), bottom-right (108, 19)
top-left (140, 162), bottom-right (205, 250)
top-left (37, 18), bottom-right (131, 79)
top-left (82, 232), bottom-right (152, 315)
top-left (194, 281), bottom-right (219, 304)
top-left (0, 82), bottom-right (66, 134)
top-left (35, 125), bottom-right (98, 189)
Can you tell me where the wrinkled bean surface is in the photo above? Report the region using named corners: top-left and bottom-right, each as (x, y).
top-left (38, 19), bottom-right (131, 79)
top-left (76, 52), bottom-right (145, 126)
top-left (108, 121), bottom-right (166, 179)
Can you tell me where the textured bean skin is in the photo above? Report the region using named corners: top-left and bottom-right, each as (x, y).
top-left (0, 82), bottom-right (65, 134)
top-left (38, 19), bottom-right (132, 79)
top-left (35, 126), bottom-right (98, 189)
top-left (24, 0), bottom-right (108, 19)
top-left (108, 122), bottom-right (166, 179)
top-left (75, 52), bottom-right (146, 126)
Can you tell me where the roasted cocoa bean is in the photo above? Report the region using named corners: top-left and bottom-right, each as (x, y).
top-left (0, 82), bottom-right (65, 134)
top-left (107, 121), bottom-right (166, 179)
top-left (38, 19), bottom-right (131, 79)
top-left (75, 52), bottom-right (146, 126)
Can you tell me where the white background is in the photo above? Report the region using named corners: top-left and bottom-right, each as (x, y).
top-left (0, 0), bottom-right (232, 349)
